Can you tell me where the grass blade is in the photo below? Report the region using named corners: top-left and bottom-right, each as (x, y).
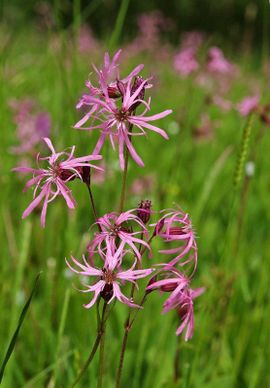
top-left (0, 272), bottom-right (42, 384)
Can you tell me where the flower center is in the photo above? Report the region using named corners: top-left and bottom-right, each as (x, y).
top-left (102, 268), bottom-right (115, 284)
top-left (115, 108), bottom-right (128, 122)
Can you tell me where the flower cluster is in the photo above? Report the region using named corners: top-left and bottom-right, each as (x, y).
top-left (13, 51), bottom-right (202, 342)
top-left (75, 50), bottom-right (172, 169)
top-left (67, 204), bottom-right (203, 340)
top-left (146, 208), bottom-right (202, 340)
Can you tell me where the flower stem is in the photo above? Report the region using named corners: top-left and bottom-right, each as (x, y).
top-left (70, 302), bottom-right (108, 388)
top-left (115, 317), bottom-right (131, 388)
top-left (86, 182), bottom-right (102, 232)
top-left (97, 310), bottom-right (107, 388)
top-left (115, 292), bottom-right (147, 388)
top-left (119, 146), bottom-right (129, 214)
top-left (119, 123), bottom-right (133, 213)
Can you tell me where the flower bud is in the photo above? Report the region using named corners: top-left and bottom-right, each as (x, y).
top-left (137, 200), bottom-right (152, 224)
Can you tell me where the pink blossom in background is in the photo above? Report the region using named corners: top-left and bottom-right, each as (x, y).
top-left (130, 175), bottom-right (156, 196)
top-left (212, 95), bottom-right (233, 112)
top-left (193, 113), bottom-right (214, 141)
top-left (125, 11), bottom-right (173, 56)
top-left (88, 210), bottom-right (150, 261)
top-left (181, 31), bottom-right (205, 50)
top-left (78, 25), bottom-right (99, 54)
top-left (13, 138), bottom-right (102, 227)
top-left (154, 209), bottom-right (197, 269)
top-left (236, 95), bottom-right (260, 116)
top-left (66, 247), bottom-right (153, 308)
top-left (174, 47), bottom-right (199, 76)
top-left (9, 98), bottom-right (51, 154)
top-left (207, 47), bottom-right (235, 75)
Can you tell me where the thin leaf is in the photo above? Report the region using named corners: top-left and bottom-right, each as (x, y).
top-left (0, 272), bottom-right (42, 383)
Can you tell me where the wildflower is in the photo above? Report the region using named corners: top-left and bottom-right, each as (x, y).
top-left (88, 209), bottom-right (150, 261)
top-left (75, 50), bottom-right (144, 128)
top-left (164, 287), bottom-right (204, 340)
top-left (137, 200), bottom-right (152, 224)
top-left (66, 248), bottom-right (153, 308)
top-left (147, 268), bottom-right (204, 340)
top-left (13, 137), bottom-right (102, 227)
top-left (9, 98), bottom-right (51, 154)
top-left (77, 76), bottom-right (171, 169)
top-left (237, 95), bottom-right (260, 117)
top-left (147, 267), bottom-right (190, 295)
top-left (207, 47), bottom-right (234, 75)
top-left (155, 209), bottom-right (197, 268)
top-left (174, 47), bottom-right (199, 76)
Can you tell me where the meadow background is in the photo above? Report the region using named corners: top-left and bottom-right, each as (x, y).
top-left (0, 1), bottom-right (270, 387)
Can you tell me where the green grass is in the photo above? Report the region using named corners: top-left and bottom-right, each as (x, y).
top-left (0, 20), bottom-right (270, 388)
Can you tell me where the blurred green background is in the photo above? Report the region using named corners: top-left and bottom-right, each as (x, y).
top-left (0, 1), bottom-right (270, 387)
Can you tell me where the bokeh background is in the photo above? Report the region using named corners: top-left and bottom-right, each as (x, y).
top-left (1, 1), bottom-right (270, 387)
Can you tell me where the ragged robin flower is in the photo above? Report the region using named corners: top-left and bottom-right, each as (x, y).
top-left (13, 137), bottom-right (102, 227)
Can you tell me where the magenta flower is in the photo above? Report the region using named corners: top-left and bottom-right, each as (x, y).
top-left (75, 50), bottom-right (144, 128)
top-left (147, 268), bottom-right (204, 340)
top-left (66, 248), bottom-right (153, 308)
top-left (164, 287), bottom-right (204, 340)
top-left (88, 209), bottom-right (150, 261)
top-left (237, 95), bottom-right (260, 117)
top-left (13, 137), bottom-right (102, 227)
top-left (174, 47), bottom-right (199, 77)
top-left (207, 47), bottom-right (234, 75)
top-left (9, 98), bottom-right (51, 154)
top-left (76, 76), bottom-right (171, 169)
top-left (147, 267), bottom-right (190, 295)
top-left (154, 209), bottom-right (197, 269)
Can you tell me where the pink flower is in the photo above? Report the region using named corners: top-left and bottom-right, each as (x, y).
top-left (66, 248), bottom-right (153, 308)
top-left (207, 47), bottom-right (234, 75)
top-left (147, 268), bottom-right (204, 340)
top-left (9, 98), bottom-right (51, 154)
top-left (181, 31), bottom-right (205, 51)
top-left (88, 209), bottom-right (150, 261)
top-left (13, 138), bottom-right (102, 227)
top-left (174, 47), bottom-right (199, 76)
top-left (147, 267), bottom-right (190, 295)
top-left (164, 287), bottom-right (204, 340)
top-left (76, 76), bottom-right (171, 169)
top-left (75, 50), bottom-right (144, 127)
top-left (155, 209), bottom-right (197, 269)
top-left (237, 95), bottom-right (260, 117)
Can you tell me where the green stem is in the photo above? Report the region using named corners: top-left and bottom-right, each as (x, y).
top-left (86, 182), bottom-right (102, 233)
top-left (98, 308), bottom-right (107, 388)
top-left (119, 146), bottom-right (129, 213)
top-left (115, 292), bottom-right (147, 388)
top-left (70, 303), bottom-right (107, 388)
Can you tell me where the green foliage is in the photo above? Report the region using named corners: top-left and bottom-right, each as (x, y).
top-left (0, 16), bottom-right (270, 388)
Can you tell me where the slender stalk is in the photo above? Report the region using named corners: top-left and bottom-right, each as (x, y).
top-left (97, 313), bottom-right (107, 388)
top-left (115, 318), bottom-right (130, 388)
top-left (115, 292), bottom-right (148, 388)
top-left (119, 146), bottom-right (129, 213)
top-left (70, 303), bottom-right (107, 388)
top-left (233, 125), bottom-right (266, 255)
top-left (119, 123), bottom-right (134, 213)
top-left (86, 183), bottom-right (98, 221)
